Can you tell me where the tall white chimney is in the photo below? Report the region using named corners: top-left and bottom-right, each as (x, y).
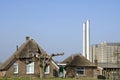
top-left (82, 20), bottom-right (90, 60)
top-left (83, 22), bottom-right (86, 58)
top-left (86, 20), bottom-right (90, 60)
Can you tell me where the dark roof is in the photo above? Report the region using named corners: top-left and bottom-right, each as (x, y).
top-left (61, 54), bottom-right (96, 67)
top-left (0, 38), bottom-right (48, 70)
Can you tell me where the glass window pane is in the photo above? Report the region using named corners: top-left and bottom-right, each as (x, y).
top-left (76, 67), bottom-right (84, 75)
top-left (13, 63), bottom-right (18, 74)
top-left (44, 66), bottom-right (50, 74)
top-left (26, 62), bottom-right (34, 74)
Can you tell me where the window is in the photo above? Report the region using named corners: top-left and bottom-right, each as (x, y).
top-left (13, 63), bottom-right (18, 74)
top-left (26, 62), bottom-right (34, 74)
top-left (76, 67), bottom-right (85, 75)
top-left (44, 65), bottom-right (50, 74)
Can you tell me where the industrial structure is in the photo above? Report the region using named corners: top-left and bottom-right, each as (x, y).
top-left (90, 42), bottom-right (120, 64)
top-left (82, 20), bottom-right (90, 60)
top-left (90, 42), bottom-right (120, 79)
top-left (82, 20), bottom-right (120, 79)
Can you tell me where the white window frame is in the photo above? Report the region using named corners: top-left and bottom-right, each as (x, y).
top-left (76, 67), bottom-right (85, 75)
top-left (44, 65), bottom-right (50, 74)
top-left (26, 62), bottom-right (34, 74)
top-left (13, 63), bottom-right (18, 74)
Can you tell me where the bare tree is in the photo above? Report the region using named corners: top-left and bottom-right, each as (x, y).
top-left (34, 52), bottom-right (64, 78)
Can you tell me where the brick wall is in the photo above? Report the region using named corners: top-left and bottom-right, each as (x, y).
top-left (5, 60), bottom-right (58, 78)
top-left (65, 66), bottom-right (97, 78)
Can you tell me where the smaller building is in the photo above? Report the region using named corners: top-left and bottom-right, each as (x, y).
top-left (61, 54), bottom-right (97, 78)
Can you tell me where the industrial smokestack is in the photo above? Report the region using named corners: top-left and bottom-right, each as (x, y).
top-left (86, 20), bottom-right (90, 60)
top-left (83, 22), bottom-right (86, 58)
top-left (82, 20), bottom-right (90, 60)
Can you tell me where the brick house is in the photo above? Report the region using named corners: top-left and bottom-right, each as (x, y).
top-left (61, 54), bottom-right (97, 78)
top-left (0, 37), bottom-right (59, 78)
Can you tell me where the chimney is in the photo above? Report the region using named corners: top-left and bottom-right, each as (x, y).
top-left (83, 22), bottom-right (86, 58)
top-left (82, 20), bottom-right (90, 60)
top-left (26, 36), bottom-right (30, 41)
top-left (16, 45), bottom-right (18, 51)
top-left (86, 20), bottom-right (90, 60)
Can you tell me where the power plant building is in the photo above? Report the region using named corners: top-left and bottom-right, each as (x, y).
top-left (90, 42), bottom-right (120, 79)
top-left (90, 42), bottom-right (120, 65)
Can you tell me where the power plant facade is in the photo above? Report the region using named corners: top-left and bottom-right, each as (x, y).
top-left (82, 20), bottom-right (90, 60)
top-left (90, 42), bottom-right (120, 65)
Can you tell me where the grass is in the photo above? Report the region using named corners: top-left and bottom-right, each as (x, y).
top-left (0, 77), bottom-right (98, 80)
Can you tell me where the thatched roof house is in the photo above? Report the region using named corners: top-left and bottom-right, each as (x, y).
top-left (0, 37), bottom-right (59, 78)
top-left (61, 54), bottom-right (97, 78)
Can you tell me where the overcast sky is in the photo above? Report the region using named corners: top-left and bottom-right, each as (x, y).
top-left (0, 0), bottom-right (120, 62)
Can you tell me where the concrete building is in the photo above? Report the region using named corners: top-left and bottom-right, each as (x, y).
top-left (90, 42), bottom-right (120, 64)
top-left (90, 42), bottom-right (120, 79)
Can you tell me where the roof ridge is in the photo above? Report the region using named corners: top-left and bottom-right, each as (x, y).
top-left (62, 54), bottom-right (96, 67)
top-left (0, 40), bottom-right (31, 70)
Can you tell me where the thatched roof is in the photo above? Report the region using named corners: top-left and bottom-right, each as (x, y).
top-left (61, 54), bottom-right (96, 67)
top-left (0, 37), bottom-right (48, 70)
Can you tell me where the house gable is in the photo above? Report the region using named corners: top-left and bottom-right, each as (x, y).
top-left (0, 37), bottom-right (59, 78)
top-left (0, 39), bottom-right (42, 70)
